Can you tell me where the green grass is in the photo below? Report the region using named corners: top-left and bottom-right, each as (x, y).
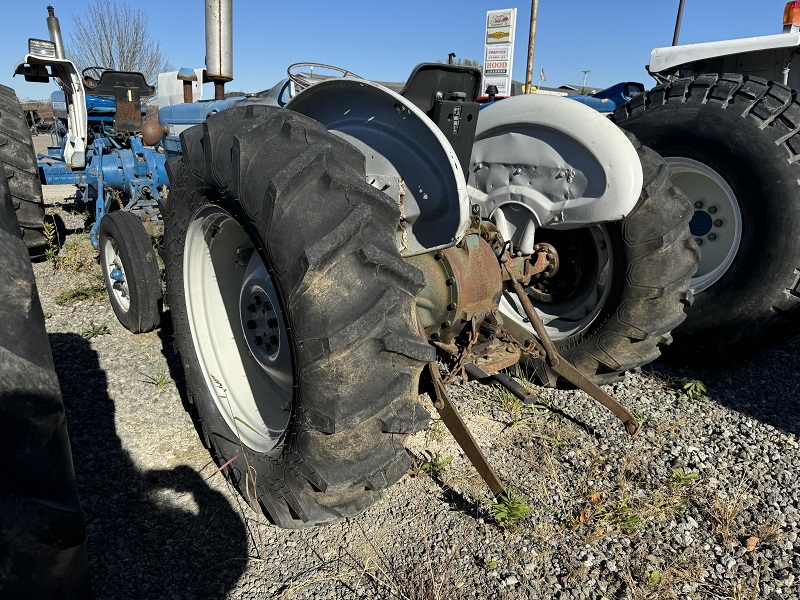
top-left (82, 323), bottom-right (111, 339)
top-left (55, 284), bottom-right (106, 305)
top-left (140, 365), bottom-right (172, 390)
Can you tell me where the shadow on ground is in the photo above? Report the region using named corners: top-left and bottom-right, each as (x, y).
top-left (50, 333), bottom-right (248, 599)
top-left (652, 338), bottom-right (800, 437)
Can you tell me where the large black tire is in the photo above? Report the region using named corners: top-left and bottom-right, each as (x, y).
top-left (613, 74), bottom-right (800, 364)
top-left (0, 85), bottom-right (47, 256)
top-left (98, 210), bottom-right (162, 333)
top-left (0, 165), bottom-right (91, 597)
top-left (162, 106), bottom-right (434, 528)
top-left (503, 135), bottom-right (698, 385)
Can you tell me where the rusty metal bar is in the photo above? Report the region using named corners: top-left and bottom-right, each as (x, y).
top-left (502, 263), bottom-right (640, 435)
top-left (464, 362), bottom-right (537, 404)
top-left (426, 363), bottom-right (507, 497)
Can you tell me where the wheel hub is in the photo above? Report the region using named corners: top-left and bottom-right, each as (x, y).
top-left (665, 157), bottom-right (742, 292)
top-left (240, 272), bottom-right (283, 368)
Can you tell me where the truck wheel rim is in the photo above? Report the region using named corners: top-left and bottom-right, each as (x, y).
top-left (100, 234), bottom-right (130, 311)
top-left (665, 157), bottom-right (742, 293)
top-left (499, 225), bottom-right (613, 340)
top-left (183, 206), bottom-right (293, 452)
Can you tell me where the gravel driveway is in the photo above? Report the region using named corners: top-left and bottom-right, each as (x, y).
top-left (33, 136), bottom-right (800, 599)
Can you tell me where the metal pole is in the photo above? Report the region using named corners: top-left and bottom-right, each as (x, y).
top-left (581, 69), bottom-right (590, 90)
top-left (525, 0), bottom-right (538, 93)
top-left (672, 0), bottom-right (686, 46)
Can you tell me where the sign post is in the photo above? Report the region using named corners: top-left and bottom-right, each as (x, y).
top-left (483, 8), bottom-right (517, 97)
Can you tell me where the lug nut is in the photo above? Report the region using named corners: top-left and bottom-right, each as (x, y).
top-left (694, 201), bottom-right (703, 209)
top-left (708, 206), bottom-right (717, 214)
top-left (267, 318), bottom-right (278, 328)
top-left (695, 238), bottom-right (703, 246)
top-left (707, 233), bottom-right (717, 241)
top-left (247, 320), bottom-right (257, 329)
top-left (714, 219), bottom-right (723, 227)
top-left (254, 336), bottom-right (263, 346)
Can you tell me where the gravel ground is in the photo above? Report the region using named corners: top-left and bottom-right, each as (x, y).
top-left (33, 136), bottom-right (800, 599)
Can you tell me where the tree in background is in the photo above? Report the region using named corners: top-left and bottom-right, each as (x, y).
top-left (67, 0), bottom-right (173, 88)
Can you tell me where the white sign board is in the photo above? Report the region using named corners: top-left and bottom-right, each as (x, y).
top-left (483, 8), bottom-right (517, 96)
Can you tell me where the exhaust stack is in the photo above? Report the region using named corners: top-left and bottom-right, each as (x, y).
top-left (46, 5), bottom-right (66, 59)
top-left (205, 0), bottom-right (233, 100)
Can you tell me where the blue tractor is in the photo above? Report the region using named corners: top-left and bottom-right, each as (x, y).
top-left (15, 9), bottom-right (166, 332)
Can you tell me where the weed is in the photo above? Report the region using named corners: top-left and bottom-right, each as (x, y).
top-left (490, 488), bottom-right (531, 529)
top-left (43, 219), bottom-right (59, 265)
top-left (670, 378), bottom-right (708, 401)
top-left (55, 284), bottom-right (106, 305)
top-left (671, 467), bottom-right (699, 486)
top-left (426, 418), bottom-right (447, 443)
top-left (140, 365), bottom-right (172, 390)
top-left (82, 323), bottom-right (111, 339)
top-left (416, 451), bottom-right (453, 480)
top-left (645, 570), bottom-right (661, 587)
top-left (483, 557), bottom-right (498, 570)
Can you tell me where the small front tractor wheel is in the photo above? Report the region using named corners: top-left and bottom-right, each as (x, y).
top-left (162, 106), bottom-right (433, 528)
top-left (614, 74), bottom-right (800, 364)
top-left (98, 210), bottom-right (162, 333)
top-left (0, 85), bottom-right (47, 256)
top-left (501, 135), bottom-right (697, 384)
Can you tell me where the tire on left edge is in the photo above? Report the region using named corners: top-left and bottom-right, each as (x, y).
top-left (161, 105), bottom-right (434, 528)
top-left (0, 163), bottom-right (91, 597)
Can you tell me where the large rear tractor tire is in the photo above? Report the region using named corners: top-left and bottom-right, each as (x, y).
top-left (500, 135), bottom-right (698, 385)
top-left (98, 210), bottom-right (162, 333)
top-left (162, 106), bottom-right (434, 528)
top-left (613, 74), bottom-right (800, 364)
top-left (0, 165), bottom-right (91, 597)
top-left (0, 85), bottom-right (47, 256)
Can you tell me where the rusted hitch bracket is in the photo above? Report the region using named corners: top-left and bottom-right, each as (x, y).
top-left (425, 363), bottom-right (507, 498)
top-left (502, 263), bottom-right (640, 436)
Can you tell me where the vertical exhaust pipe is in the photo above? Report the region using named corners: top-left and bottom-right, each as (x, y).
top-left (205, 0), bottom-right (233, 101)
top-left (46, 5), bottom-right (66, 59)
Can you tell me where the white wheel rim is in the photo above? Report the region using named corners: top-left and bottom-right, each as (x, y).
top-left (184, 207), bottom-right (293, 452)
top-left (100, 232), bottom-right (130, 312)
top-left (496, 209), bottom-right (613, 340)
top-left (665, 157), bottom-right (742, 293)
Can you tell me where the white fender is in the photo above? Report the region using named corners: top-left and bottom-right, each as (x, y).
top-left (468, 94), bottom-right (642, 244)
top-left (15, 54), bottom-right (87, 169)
top-left (287, 79), bottom-right (469, 257)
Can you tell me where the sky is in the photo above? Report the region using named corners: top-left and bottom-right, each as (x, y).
top-left (0, 0), bottom-right (788, 102)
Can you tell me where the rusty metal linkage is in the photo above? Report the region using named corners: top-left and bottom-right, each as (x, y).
top-left (425, 363), bottom-right (507, 498)
top-left (502, 262), bottom-right (640, 436)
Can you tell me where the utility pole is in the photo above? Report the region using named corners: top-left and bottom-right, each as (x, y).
top-left (525, 0), bottom-right (539, 93)
top-left (672, 0), bottom-right (686, 45)
top-left (581, 69), bottom-right (591, 90)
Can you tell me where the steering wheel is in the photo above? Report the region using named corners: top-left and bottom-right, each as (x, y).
top-left (287, 62), bottom-right (363, 91)
top-left (82, 66), bottom-right (108, 90)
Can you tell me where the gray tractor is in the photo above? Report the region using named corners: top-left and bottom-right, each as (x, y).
top-left (613, 1), bottom-right (800, 364)
top-left (15, 0), bottom-right (698, 528)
